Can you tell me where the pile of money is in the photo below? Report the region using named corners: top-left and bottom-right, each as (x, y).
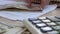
top-left (21, 28), bottom-right (31, 34)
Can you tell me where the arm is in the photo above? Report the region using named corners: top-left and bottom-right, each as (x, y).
top-left (40, 0), bottom-right (50, 10)
top-left (27, 0), bottom-right (32, 7)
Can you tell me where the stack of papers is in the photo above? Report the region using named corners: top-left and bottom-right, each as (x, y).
top-left (0, 0), bottom-right (28, 9)
top-left (0, 5), bottom-right (57, 21)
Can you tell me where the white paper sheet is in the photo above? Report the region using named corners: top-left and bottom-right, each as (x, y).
top-left (0, 4), bottom-right (57, 21)
top-left (0, 0), bottom-right (29, 9)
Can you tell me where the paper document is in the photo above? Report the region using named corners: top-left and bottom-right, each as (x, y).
top-left (0, 5), bottom-right (57, 21)
top-left (0, 0), bottom-right (28, 9)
